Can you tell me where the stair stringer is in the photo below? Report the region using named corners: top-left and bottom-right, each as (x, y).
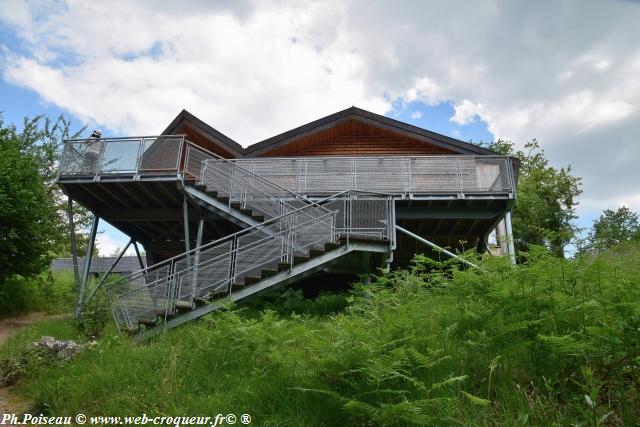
top-left (182, 184), bottom-right (260, 228)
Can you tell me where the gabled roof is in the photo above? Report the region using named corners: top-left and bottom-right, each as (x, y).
top-left (243, 106), bottom-right (498, 156)
top-left (162, 109), bottom-right (244, 156)
top-left (163, 106), bottom-right (502, 157)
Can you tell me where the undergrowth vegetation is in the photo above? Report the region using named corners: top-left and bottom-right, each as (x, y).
top-left (0, 271), bottom-right (76, 317)
top-left (2, 242), bottom-right (639, 426)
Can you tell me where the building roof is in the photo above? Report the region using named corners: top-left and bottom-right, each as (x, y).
top-left (51, 256), bottom-right (146, 274)
top-left (163, 106), bottom-right (504, 157)
top-left (243, 106), bottom-right (498, 156)
top-left (161, 109), bottom-right (245, 156)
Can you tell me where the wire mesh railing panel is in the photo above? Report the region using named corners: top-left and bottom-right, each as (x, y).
top-left (58, 135), bottom-right (185, 178)
top-left (139, 136), bottom-right (184, 172)
top-left (475, 157), bottom-right (511, 191)
top-left (409, 157), bottom-right (463, 193)
top-left (304, 158), bottom-right (354, 194)
top-left (234, 229), bottom-right (288, 283)
top-left (350, 198), bottom-right (390, 239)
top-left (99, 139), bottom-right (141, 174)
top-left (229, 155), bottom-right (515, 195)
top-left (351, 158), bottom-right (407, 193)
top-left (60, 140), bottom-right (106, 175)
top-left (183, 144), bottom-right (213, 181)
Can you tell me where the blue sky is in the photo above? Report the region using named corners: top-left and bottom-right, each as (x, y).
top-left (2, 0), bottom-right (638, 255)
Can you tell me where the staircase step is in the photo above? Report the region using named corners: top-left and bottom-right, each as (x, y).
top-left (231, 202), bottom-right (242, 209)
top-left (278, 262), bottom-right (291, 272)
top-left (175, 300), bottom-right (193, 311)
top-left (194, 184), bottom-right (207, 192)
top-left (261, 269), bottom-right (277, 279)
top-left (138, 318), bottom-right (158, 327)
top-left (205, 190), bottom-right (218, 198)
top-left (243, 276), bottom-right (262, 286)
top-left (232, 282), bottom-right (248, 291)
top-left (252, 215), bottom-right (264, 222)
top-left (209, 290), bottom-right (227, 300)
top-left (294, 255), bottom-right (310, 265)
top-left (324, 242), bottom-right (341, 251)
top-left (218, 197), bottom-right (229, 203)
top-left (309, 248), bottom-right (326, 258)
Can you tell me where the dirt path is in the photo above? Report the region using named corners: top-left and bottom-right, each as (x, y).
top-left (0, 312), bottom-right (68, 345)
top-left (0, 312), bottom-right (69, 421)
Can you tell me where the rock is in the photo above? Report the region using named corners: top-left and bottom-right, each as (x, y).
top-left (32, 336), bottom-right (85, 361)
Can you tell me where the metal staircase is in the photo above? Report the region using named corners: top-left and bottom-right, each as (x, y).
top-left (108, 151), bottom-right (395, 335)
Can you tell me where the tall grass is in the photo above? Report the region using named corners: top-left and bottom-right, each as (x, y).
top-left (0, 271), bottom-right (76, 317)
top-left (2, 242), bottom-right (639, 426)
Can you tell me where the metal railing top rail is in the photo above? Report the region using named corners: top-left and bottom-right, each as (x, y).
top-left (62, 134), bottom-right (186, 142)
top-left (106, 189), bottom-right (384, 292)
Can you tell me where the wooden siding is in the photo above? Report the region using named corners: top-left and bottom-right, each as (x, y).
top-left (178, 125), bottom-right (236, 158)
top-left (258, 119), bottom-right (457, 157)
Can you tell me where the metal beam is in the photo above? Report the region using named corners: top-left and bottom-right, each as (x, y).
top-left (85, 239), bottom-right (133, 303)
top-left (395, 225), bottom-right (479, 269)
top-left (76, 215), bottom-right (99, 318)
top-left (100, 208), bottom-right (197, 221)
top-left (66, 198), bottom-right (80, 286)
top-left (395, 205), bottom-right (503, 219)
top-left (133, 241), bottom-right (145, 270)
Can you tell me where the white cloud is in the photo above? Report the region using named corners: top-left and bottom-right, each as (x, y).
top-left (1, 0), bottom-right (639, 216)
top-left (451, 100), bottom-right (484, 125)
top-left (95, 232), bottom-right (135, 257)
top-left (409, 110), bottom-right (422, 120)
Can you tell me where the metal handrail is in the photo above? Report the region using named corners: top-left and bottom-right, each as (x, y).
top-left (106, 190), bottom-right (351, 292)
top-left (111, 190), bottom-right (393, 330)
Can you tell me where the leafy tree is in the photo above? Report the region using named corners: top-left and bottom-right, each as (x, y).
top-left (579, 206), bottom-right (640, 254)
top-left (483, 139), bottom-right (582, 257)
top-left (0, 114), bottom-right (88, 285)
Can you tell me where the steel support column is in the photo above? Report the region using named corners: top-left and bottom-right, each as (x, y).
top-left (504, 210), bottom-right (516, 265)
top-left (76, 214), bottom-right (99, 318)
top-left (190, 217), bottom-right (205, 304)
top-left (67, 198), bottom-right (80, 286)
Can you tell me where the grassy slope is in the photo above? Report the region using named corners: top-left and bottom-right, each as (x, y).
top-left (2, 242), bottom-right (639, 426)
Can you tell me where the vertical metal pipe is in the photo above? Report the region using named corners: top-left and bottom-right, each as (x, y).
top-left (67, 198), bottom-right (80, 286)
top-left (76, 215), bottom-right (99, 318)
top-left (190, 217), bottom-right (205, 304)
top-left (504, 210), bottom-right (516, 265)
top-left (183, 196), bottom-right (191, 254)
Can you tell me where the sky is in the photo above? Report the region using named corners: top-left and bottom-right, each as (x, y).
top-left (0, 0), bottom-right (639, 256)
